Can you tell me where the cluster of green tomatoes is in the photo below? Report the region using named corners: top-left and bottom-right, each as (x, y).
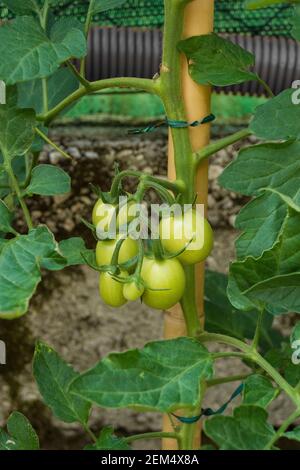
top-left (91, 190), bottom-right (213, 311)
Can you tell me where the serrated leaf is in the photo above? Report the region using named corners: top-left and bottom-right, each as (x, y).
top-left (205, 271), bottom-right (282, 350)
top-left (250, 89), bottom-right (300, 141)
top-left (0, 87), bottom-right (36, 158)
top-left (219, 140), bottom-right (300, 211)
top-left (26, 164), bottom-right (70, 196)
top-left (0, 200), bottom-right (14, 234)
top-left (204, 405), bottom-right (275, 450)
top-left (70, 337), bottom-right (213, 413)
top-left (91, 0), bottom-right (127, 15)
top-left (266, 343), bottom-right (300, 387)
top-left (18, 68), bottom-right (79, 115)
top-left (2, 0), bottom-right (40, 15)
top-left (59, 237), bottom-right (92, 266)
top-left (33, 341), bottom-right (91, 424)
top-left (85, 427), bottom-right (130, 451)
top-left (229, 209), bottom-right (300, 313)
top-left (0, 412), bottom-right (39, 450)
top-left (0, 225), bottom-right (65, 319)
top-left (0, 17), bottom-right (87, 84)
top-left (235, 192), bottom-right (287, 259)
top-left (285, 427), bottom-right (300, 442)
top-left (243, 375), bottom-right (277, 408)
top-left (178, 33), bottom-right (257, 87)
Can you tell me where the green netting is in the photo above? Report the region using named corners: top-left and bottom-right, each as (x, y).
top-left (0, 1), bottom-right (294, 36)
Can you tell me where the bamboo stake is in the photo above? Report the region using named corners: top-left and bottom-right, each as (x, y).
top-left (163, 0), bottom-right (214, 451)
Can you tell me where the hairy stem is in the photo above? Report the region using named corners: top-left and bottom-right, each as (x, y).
top-left (125, 431), bottom-right (179, 444)
top-left (264, 409), bottom-right (300, 449)
top-left (251, 307), bottom-right (265, 350)
top-left (3, 151), bottom-right (33, 230)
top-left (207, 374), bottom-right (250, 388)
top-left (37, 77), bottom-right (159, 124)
top-left (195, 128), bottom-right (252, 165)
top-left (199, 332), bottom-right (300, 408)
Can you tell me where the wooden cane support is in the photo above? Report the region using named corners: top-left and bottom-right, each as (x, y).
top-left (162, 0), bottom-right (214, 451)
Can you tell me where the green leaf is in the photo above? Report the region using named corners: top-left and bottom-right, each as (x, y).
top-left (70, 337), bottom-right (213, 413)
top-left (59, 237), bottom-right (92, 266)
top-left (205, 271), bottom-right (282, 350)
top-left (178, 33), bottom-right (257, 87)
top-left (229, 209), bottom-right (300, 313)
top-left (292, 6), bottom-right (300, 40)
top-left (243, 375), bottom-right (277, 408)
top-left (0, 87), bottom-right (36, 158)
top-left (18, 68), bottom-right (79, 115)
top-left (285, 427), bottom-right (300, 442)
top-left (26, 164), bottom-right (70, 196)
top-left (0, 412), bottom-right (39, 450)
top-left (0, 200), bottom-right (15, 234)
top-left (2, 0), bottom-right (40, 15)
top-left (204, 405), bottom-right (275, 450)
top-left (219, 140), bottom-right (300, 211)
top-left (250, 89), bottom-right (300, 141)
top-left (33, 341), bottom-right (91, 424)
top-left (235, 192), bottom-right (287, 259)
top-left (266, 343), bottom-right (300, 387)
top-left (85, 427), bottom-right (130, 451)
top-left (91, 0), bottom-right (127, 15)
top-left (0, 225), bottom-right (65, 319)
top-left (0, 17), bottom-right (87, 84)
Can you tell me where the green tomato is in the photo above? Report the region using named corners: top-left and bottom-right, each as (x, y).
top-left (123, 282), bottom-right (144, 301)
top-left (159, 209), bottom-right (214, 265)
top-left (96, 236), bottom-right (138, 267)
top-left (141, 257), bottom-right (186, 310)
top-left (92, 198), bottom-right (137, 231)
top-left (99, 271), bottom-right (128, 307)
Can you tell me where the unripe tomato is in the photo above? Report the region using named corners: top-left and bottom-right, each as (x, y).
top-left (141, 257), bottom-right (186, 310)
top-left (99, 271), bottom-right (128, 307)
top-left (96, 236), bottom-right (138, 267)
top-left (159, 209), bottom-right (213, 265)
top-left (92, 198), bottom-right (137, 231)
top-left (123, 282), bottom-right (144, 301)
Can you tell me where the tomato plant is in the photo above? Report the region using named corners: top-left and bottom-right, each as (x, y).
top-left (0, 0), bottom-right (300, 454)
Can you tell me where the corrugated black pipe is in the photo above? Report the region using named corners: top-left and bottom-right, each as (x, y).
top-left (84, 27), bottom-right (300, 96)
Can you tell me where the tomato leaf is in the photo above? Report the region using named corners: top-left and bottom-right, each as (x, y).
top-left (1, 0), bottom-right (40, 15)
top-left (26, 164), bottom-right (71, 196)
top-left (235, 193), bottom-right (287, 260)
top-left (285, 427), bottom-right (300, 442)
top-left (178, 33), bottom-right (257, 87)
top-left (0, 225), bottom-right (67, 319)
top-left (0, 200), bottom-right (15, 234)
top-left (85, 427), bottom-right (130, 451)
top-left (18, 68), bottom-right (79, 115)
top-left (220, 140), bottom-right (300, 211)
top-left (0, 412), bottom-right (39, 450)
top-left (69, 337), bottom-right (213, 413)
top-left (205, 271), bottom-right (282, 350)
top-left (204, 405), bottom-right (275, 450)
top-left (229, 209), bottom-right (300, 314)
top-left (33, 341), bottom-right (91, 424)
top-left (0, 17), bottom-right (87, 84)
top-left (0, 87), bottom-right (36, 159)
top-left (59, 237), bottom-right (94, 266)
top-left (250, 89), bottom-right (300, 141)
top-left (243, 375), bottom-right (277, 408)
